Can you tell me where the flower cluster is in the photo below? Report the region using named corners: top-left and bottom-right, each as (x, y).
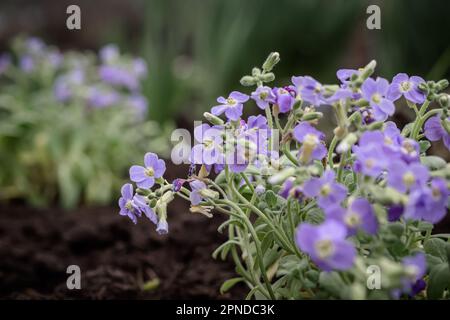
top-left (120, 52), bottom-right (450, 300)
top-left (0, 37), bottom-right (168, 208)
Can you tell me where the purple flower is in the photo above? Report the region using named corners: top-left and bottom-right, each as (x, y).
top-left (129, 152), bottom-right (166, 189)
top-left (361, 77), bottom-right (395, 121)
top-left (99, 65), bottom-right (139, 91)
top-left (293, 122), bottom-right (327, 164)
top-left (394, 253), bottom-right (427, 298)
top-left (336, 68), bottom-right (358, 84)
top-left (126, 94), bottom-right (148, 117)
top-left (327, 198), bottom-right (378, 236)
top-left (100, 44), bottom-right (119, 63)
top-left (0, 53), bottom-right (11, 75)
top-left (303, 170), bottom-right (347, 209)
top-left (88, 87), bottom-right (120, 108)
top-left (244, 115), bottom-right (270, 155)
top-left (387, 205), bottom-right (404, 222)
top-left (272, 87), bottom-right (295, 113)
top-left (299, 76), bottom-right (324, 106)
top-left (387, 73), bottom-right (426, 104)
top-left (189, 180), bottom-right (207, 205)
top-left (190, 124), bottom-right (224, 165)
top-left (172, 178), bottom-right (186, 192)
top-left (19, 55), bottom-right (34, 73)
top-left (279, 177), bottom-right (295, 199)
top-left (132, 58), bottom-right (148, 78)
top-left (295, 220), bottom-right (356, 271)
top-left (404, 178), bottom-right (448, 223)
top-left (156, 219), bottom-right (169, 235)
top-left (251, 86), bottom-right (275, 110)
top-left (387, 161), bottom-right (429, 193)
top-left (211, 91), bottom-right (249, 121)
top-left (118, 183), bottom-right (139, 224)
top-left (353, 131), bottom-right (389, 178)
top-left (133, 194), bottom-right (158, 224)
top-left (424, 115), bottom-right (450, 150)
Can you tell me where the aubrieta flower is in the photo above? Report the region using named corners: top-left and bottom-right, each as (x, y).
top-left (133, 194), bottom-right (158, 224)
top-left (88, 87), bottom-right (120, 108)
top-left (361, 77), bottom-right (395, 121)
top-left (129, 152), bottom-right (166, 189)
top-left (392, 253), bottom-right (426, 298)
top-left (293, 122), bottom-right (327, 164)
top-left (353, 131), bottom-right (389, 177)
top-left (211, 91), bottom-right (249, 121)
top-left (424, 115), bottom-right (450, 150)
top-left (303, 170), bottom-right (347, 210)
top-left (387, 73), bottom-right (426, 104)
top-left (118, 183), bottom-right (139, 224)
top-left (19, 55), bottom-right (34, 73)
top-left (251, 86), bottom-right (275, 110)
top-left (272, 87), bottom-right (295, 113)
top-left (295, 220), bottom-right (356, 271)
top-left (191, 124), bottom-right (224, 165)
top-left (387, 161), bottom-right (429, 193)
top-left (189, 180), bottom-right (207, 205)
top-left (404, 177), bottom-right (448, 223)
top-left (336, 68), bottom-right (358, 85)
top-left (298, 76), bottom-right (324, 106)
top-left (327, 198), bottom-right (378, 236)
top-left (99, 64), bottom-right (140, 92)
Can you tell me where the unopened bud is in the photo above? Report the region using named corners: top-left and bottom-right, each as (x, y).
top-left (333, 126), bottom-right (346, 138)
top-left (262, 52), bottom-right (280, 72)
top-left (259, 72), bottom-right (275, 83)
top-left (438, 94), bottom-right (449, 108)
top-left (336, 133), bottom-right (357, 153)
top-left (268, 167), bottom-right (296, 184)
top-left (418, 82), bottom-right (428, 91)
top-left (436, 79), bottom-right (449, 92)
top-left (252, 67), bottom-right (261, 77)
top-left (203, 112), bottom-right (224, 125)
top-left (240, 75), bottom-right (257, 86)
top-left (302, 112), bottom-right (323, 121)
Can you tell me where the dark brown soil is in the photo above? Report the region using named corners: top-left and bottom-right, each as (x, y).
top-left (0, 200), bottom-right (247, 299)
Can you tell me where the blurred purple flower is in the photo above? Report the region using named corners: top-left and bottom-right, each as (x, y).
top-left (327, 198), bottom-right (378, 236)
top-left (295, 220), bottom-right (356, 271)
top-left (272, 87), bottom-right (294, 113)
top-left (293, 122), bottom-right (327, 163)
top-left (387, 161), bottom-right (429, 193)
top-left (424, 115), bottom-right (450, 151)
top-left (303, 170), bottom-right (347, 209)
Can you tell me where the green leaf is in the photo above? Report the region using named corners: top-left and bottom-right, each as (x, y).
top-left (319, 271), bottom-right (346, 298)
top-left (421, 156), bottom-right (447, 170)
top-left (424, 238), bottom-right (448, 262)
top-left (265, 190), bottom-right (278, 208)
top-left (220, 277), bottom-right (244, 295)
top-left (419, 140), bottom-right (431, 153)
top-left (426, 263), bottom-right (450, 299)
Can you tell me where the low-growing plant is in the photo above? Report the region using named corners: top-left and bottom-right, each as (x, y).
top-left (0, 37), bottom-right (170, 208)
top-left (119, 53), bottom-right (450, 299)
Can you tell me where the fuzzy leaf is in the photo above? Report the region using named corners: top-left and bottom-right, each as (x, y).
top-left (427, 263), bottom-right (450, 299)
top-left (220, 277), bottom-right (244, 294)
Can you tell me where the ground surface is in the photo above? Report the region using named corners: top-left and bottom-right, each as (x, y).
top-left (0, 202), bottom-right (247, 299)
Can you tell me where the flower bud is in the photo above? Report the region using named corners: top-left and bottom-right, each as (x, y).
top-left (268, 167), bottom-right (296, 184)
top-left (252, 67), bottom-right (261, 77)
top-left (258, 72), bottom-right (275, 83)
top-left (438, 94), bottom-right (449, 108)
top-left (359, 60), bottom-right (377, 81)
top-left (240, 75), bottom-right (257, 86)
top-left (262, 52), bottom-right (280, 72)
top-left (333, 126), bottom-right (347, 139)
top-left (418, 82), bottom-right (428, 91)
top-left (301, 112), bottom-right (323, 121)
top-left (203, 112), bottom-right (224, 125)
top-left (136, 188), bottom-right (150, 196)
top-left (255, 184), bottom-right (265, 195)
top-left (436, 79), bottom-right (449, 92)
top-left (336, 133), bottom-right (357, 153)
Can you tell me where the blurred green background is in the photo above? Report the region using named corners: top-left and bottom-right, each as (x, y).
top-left (1, 0), bottom-right (449, 125)
top-left (0, 0), bottom-right (449, 208)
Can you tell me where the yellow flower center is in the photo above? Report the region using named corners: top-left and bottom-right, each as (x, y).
top-left (227, 97), bottom-right (237, 105)
top-left (365, 158), bottom-right (375, 169)
top-left (145, 167), bottom-right (155, 177)
top-left (345, 211), bottom-right (362, 227)
top-left (316, 239), bottom-right (334, 259)
top-left (372, 93), bottom-right (381, 104)
top-left (125, 200), bottom-right (133, 210)
top-left (320, 183), bottom-right (331, 196)
top-left (260, 91), bottom-right (268, 100)
top-left (400, 81), bottom-right (411, 92)
top-left (402, 172), bottom-right (415, 187)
